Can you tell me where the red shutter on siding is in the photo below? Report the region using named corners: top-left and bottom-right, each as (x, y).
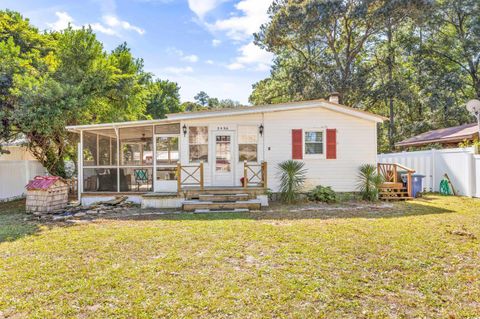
top-left (326, 129), bottom-right (337, 159)
top-left (292, 129), bottom-right (303, 160)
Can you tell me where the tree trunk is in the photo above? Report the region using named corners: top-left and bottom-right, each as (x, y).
top-left (386, 22), bottom-right (395, 151)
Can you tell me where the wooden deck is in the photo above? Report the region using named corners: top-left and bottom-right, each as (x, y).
top-left (181, 186), bottom-right (266, 199)
top-left (377, 163), bottom-right (415, 201)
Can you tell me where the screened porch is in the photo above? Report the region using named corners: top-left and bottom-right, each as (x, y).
top-left (80, 123), bottom-right (180, 193)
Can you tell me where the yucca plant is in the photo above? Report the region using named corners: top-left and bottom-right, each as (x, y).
top-left (277, 160), bottom-right (307, 203)
top-left (356, 164), bottom-right (384, 201)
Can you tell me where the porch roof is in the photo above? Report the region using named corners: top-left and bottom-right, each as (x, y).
top-left (66, 99), bottom-right (386, 132)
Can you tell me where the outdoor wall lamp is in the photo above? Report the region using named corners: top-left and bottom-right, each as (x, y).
top-left (182, 124), bottom-right (187, 137)
top-left (259, 124), bottom-right (264, 136)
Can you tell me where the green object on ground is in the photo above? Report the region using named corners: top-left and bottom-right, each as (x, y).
top-left (439, 179), bottom-right (452, 195)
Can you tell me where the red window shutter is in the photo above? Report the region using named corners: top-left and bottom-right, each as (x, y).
top-left (292, 129), bottom-right (303, 160)
top-left (326, 129), bottom-right (337, 159)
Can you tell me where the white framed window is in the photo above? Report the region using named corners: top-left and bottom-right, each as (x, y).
top-left (238, 126), bottom-right (258, 162)
top-left (189, 126), bottom-right (208, 163)
top-left (304, 130), bottom-right (325, 158)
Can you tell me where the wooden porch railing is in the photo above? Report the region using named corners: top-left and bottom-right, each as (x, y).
top-left (177, 161), bottom-right (204, 193)
top-left (243, 161), bottom-right (267, 189)
top-left (66, 177), bottom-right (78, 195)
top-left (377, 163), bottom-right (415, 197)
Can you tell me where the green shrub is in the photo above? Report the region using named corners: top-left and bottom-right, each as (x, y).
top-left (307, 185), bottom-right (337, 203)
top-left (356, 164), bottom-right (384, 201)
top-left (277, 160), bottom-right (307, 203)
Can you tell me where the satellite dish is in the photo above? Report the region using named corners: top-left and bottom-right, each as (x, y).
top-left (466, 99), bottom-right (480, 115)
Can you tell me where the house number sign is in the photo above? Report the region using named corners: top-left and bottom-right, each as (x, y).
top-left (216, 126), bottom-right (230, 130)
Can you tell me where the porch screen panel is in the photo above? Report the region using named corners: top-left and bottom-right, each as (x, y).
top-left (119, 126), bottom-right (153, 192)
top-left (83, 132), bottom-right (98, 166)
top-left (189, 126), bottom-right (208, 163)
top-left (156, 136), bottom-right (179, 165)
top-left (83, 168), bottom-right (118, 192)
top-left (238, 126), bottom-right (258, 162)
top-left (82, 128), bottom-right (118, 192)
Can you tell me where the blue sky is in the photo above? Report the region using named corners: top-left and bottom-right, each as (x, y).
top-left (1, 0), bottom-right (274, 104)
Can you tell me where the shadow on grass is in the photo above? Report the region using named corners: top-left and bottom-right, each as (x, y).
top-left (109, 199), bottom-right (454, 222)
top-left (0, 197), bottom-right (455, 243)
top-left (0, 199), bottom-right (41, 243)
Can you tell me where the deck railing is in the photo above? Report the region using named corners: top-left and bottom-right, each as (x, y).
top-left (175, 161), bottom-right (268, 193)
top-left (377, 163), bottom-right (415, 197)
top-left (177, 161), bottom-right (204, 193)
top-left (243, 161), bottom-right (267, 189)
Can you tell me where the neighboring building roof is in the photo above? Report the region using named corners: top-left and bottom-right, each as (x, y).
top-left (26, 176), bottom-right (65, 190)
top-left (396, 123), bottom-right (479, 148)
top-left (0, 137), bottom-right (28, 147)
top-left (66, 99), bottom-right (387, 132)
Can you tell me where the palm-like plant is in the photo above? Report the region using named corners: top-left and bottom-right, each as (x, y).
top-left (277, 160), bottom-right (307, 203)
top-left (357, 164), bottom-right (384, 201)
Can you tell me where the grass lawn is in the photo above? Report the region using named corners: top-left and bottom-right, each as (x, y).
top-left (0, 196), bottom-right (479, 318)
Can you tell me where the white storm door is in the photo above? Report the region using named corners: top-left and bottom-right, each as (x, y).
top-left (154, 135), bottom-right (179, 192)
top-left (212, 131), bottom-right (235, 186)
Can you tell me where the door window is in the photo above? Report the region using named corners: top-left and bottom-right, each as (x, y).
top-left (215, 135), bottom-right (231, 172)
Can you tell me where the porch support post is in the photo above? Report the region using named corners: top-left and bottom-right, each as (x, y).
top-left (243, 160), bottom-right (248, 189)
top-left (407, 171), bottom-right (412, 198)
top-left (78, 130), bottom-right (83, 201)
top-left (115, 127), bottom-right (120, 193)
top-left (262, 161), bottom-right (267, 189)
top-left (177, 161), bottom-right (181, 194)
top-left (199, 161), bottom-right (204, 191)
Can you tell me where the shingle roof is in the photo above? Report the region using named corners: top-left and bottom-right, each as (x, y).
top-left (396, 123), bottom-right (479, 147)
top-left (26, 176), bottom-right (65, 190)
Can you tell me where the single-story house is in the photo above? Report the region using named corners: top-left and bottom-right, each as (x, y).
top-left (66, 94), bottom-right (386, 209)
top-left (396, 123), bottom-right (479, 149)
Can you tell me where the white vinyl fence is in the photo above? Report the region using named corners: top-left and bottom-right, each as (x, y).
top-left (0, 161), bottom-right (46, 201)
top-left (378, 147), bottom-right (480, 198)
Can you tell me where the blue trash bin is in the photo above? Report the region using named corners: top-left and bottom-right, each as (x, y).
top-left (411, 174), bottom-right (425, 198)
top-left (401, 173), bottom-right (425, 198)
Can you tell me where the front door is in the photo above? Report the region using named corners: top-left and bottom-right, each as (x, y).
top-left (212, 131), bottom-right (235, 186)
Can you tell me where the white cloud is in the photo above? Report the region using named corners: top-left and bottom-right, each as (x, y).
top-left (103, 15), bottom-right (145, 35)
top-left (162, 66), bottom-right (194, 75)
top-left (167, 47), bottom-right (199, 63)
top-left (188, 0), bottom-right (226, 19)
top-left (47, 11), bottom-right (78, 31)
top-left (209, 0), bottom-right (272, 41)
top-left (47, 11), bottom-right (144, 37)
top-left (90, 22), bottom-right (117, 36)
top-left (227, 62), bottom-right (244, 70)
top-left (227, 42), bottom-right (273, 71)
top-left (205, 60), bottom-right (215, 65)
top-left (212, 39), bottom-right (221, 47)
top-left (183, 54), bottom-right (199, 63)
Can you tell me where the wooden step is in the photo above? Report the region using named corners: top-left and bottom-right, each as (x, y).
top-left (194, 208), bottom-right (250, 213)
top-left (198, 193), bottom-right (250, 202)
top-left (183, 187), bottom-right (265, 199)
top-left (182, 199), bottom-right (261, 212)
top-left (380, 196), bottom-right (413, 201)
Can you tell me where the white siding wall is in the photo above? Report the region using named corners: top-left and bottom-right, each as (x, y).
top-left (264, 108), bottom-right (377, 192)
top-left (182, 114), bottom-right (264, 187)
top-left (0, 161), bottom-right (46, 201)
top-left (180, 108), bottom-right (377, 192)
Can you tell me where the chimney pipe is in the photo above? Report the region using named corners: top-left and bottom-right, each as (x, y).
top-left (329, 92), bottom-right (340, 104)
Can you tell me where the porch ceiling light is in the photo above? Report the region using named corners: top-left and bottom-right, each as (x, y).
top-left (259, 124), bottom-right (264, 136)
top-left (182, 124), bottom-right (187, 137)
